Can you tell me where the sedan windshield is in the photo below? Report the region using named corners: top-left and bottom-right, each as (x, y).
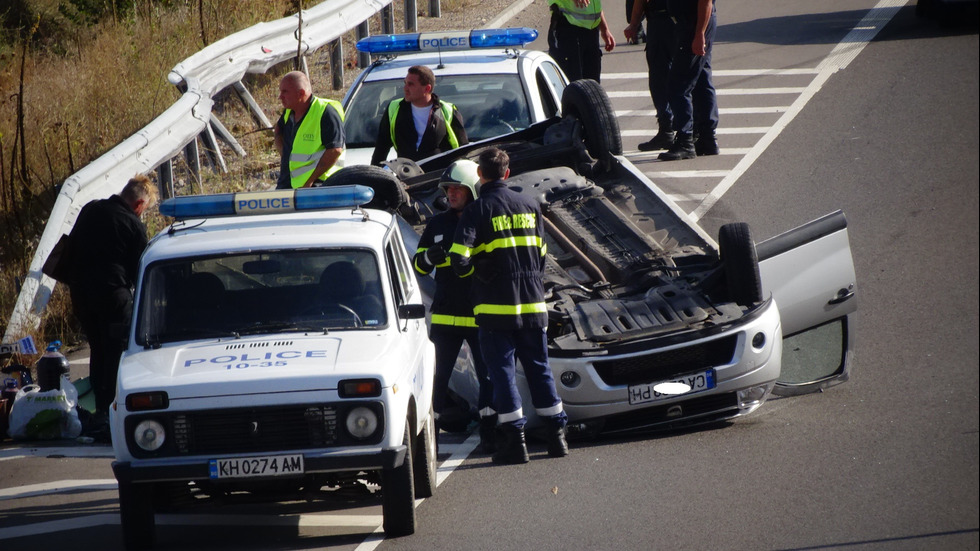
top-left (135, 249), bottom-right (386, 345)
top-left (344, 74), bottom-right (531, 147)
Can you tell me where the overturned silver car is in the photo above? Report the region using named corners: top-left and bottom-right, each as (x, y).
top-left (336, 79), bottom-right (858, 435)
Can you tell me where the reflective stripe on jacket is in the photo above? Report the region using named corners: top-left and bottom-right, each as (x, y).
top-left (548, 0), bottom-right (603, 29)
top-left (413, 211), bottom-right (478, 330)
top-left (450, 180), bottom-right (549, 330)
top-left (283, 97), bottom-right (345, 188)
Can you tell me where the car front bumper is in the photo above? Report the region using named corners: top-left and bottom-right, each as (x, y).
top-left (543, 299), bottom-right (783, 433)
top-left (112, 445), bottom-right (408, 485)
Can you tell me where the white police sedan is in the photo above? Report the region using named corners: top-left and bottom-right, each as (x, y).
top-left (342, 28), bottom-right (569, 166)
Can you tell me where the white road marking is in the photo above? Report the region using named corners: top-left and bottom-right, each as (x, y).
top-left (0, 479), bottom-right (117, 501)
top-left (607, 87), bottom-right (806, 98)
top-left (690, 0), bottom-right (906, 221)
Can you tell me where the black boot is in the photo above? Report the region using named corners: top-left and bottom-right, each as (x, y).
top-left (479, 415), bottom-right (497, 454)
top-left (694, 129), bottom-right (719, 156)
top-left (637, 124), bottom-right (675, 152)
top-left (658, 133), bottom-right (696, 161)
top-left (547, 425), bottom-right (569, 457)
top-left (492, 425), bottom-right (529, 465)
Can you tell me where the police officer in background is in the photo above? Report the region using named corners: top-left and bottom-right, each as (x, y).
top-left (274, 71), bottom-right (346, 189)
top-left (65, 174), bottom-right (158, 428)
top-left (625, 0), bottom-right (677, 151)
top-left (413, 160), bottom-right (496, 453)
top-left (450, 148), bottom-right (568, 465)
top-left (547, 0), bottom-right (616, 82)
top-left (658, 0), bottom-right (719, 160)
top-left (371, 65), bottom-right (469, 166)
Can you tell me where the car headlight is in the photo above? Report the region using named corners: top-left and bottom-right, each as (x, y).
top-left (134, 419), bottom-right (166, 451)
top-left (345, 406), bottom-right (379, 439)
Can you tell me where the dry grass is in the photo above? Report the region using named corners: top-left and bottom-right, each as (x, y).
top-left (0, 0), bottom-right (505, 368)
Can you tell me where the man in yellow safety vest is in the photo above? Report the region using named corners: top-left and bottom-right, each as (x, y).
top-left (274, 71), bottom-right (346, 189)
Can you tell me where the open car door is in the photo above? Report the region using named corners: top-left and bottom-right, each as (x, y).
top-left (756, 211), bottom-right (858, 396)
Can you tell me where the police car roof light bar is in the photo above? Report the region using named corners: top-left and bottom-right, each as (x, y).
top-left (356, 27), bottom-right (539, 55)
top-left (159, 185), bottom-right (376, 220)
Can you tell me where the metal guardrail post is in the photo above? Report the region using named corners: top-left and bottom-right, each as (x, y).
top-left (357, 22), bottom-right (370, 68)
top-left (184, 139), bottom-right (203, 194)
top-left (330, 39), bottom-right (344, 90)
top-left (232, 81), bottom-right (273, 130)
top-left (382, 4), bottom-right (394, 34)
top-left (429, 0), bottom-right (441, 18)
top-left (210, 114), bottom-right (246, 157)
top-left (405, 0), bottom-right (417, 31)
top-left (158, 160), bottom-right (174, 200)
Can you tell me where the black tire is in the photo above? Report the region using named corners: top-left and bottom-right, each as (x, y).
top-left (413, 404), bottom-right (438, 499)
top-left (322, 165), bottom-right (409, 211)
top-left (560, 79), bottom-right (623, 168)
top-left (718, 223), bottom-right (763, 306)
top-left (382, 424), bottom-right (417, 537)
top-left (119, 480), bottom-right (155, 550)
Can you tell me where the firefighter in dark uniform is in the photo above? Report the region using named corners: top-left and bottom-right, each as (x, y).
top-left (659, 0), bottom-right (719, 160)
top-left (65, 174), bottom-right (158, 426)
top-left (625, 0), bottom-right (677, 151)
top-left (450, 148), bottom-right (568, 465)
top-left (371, 65), bottom-right (469, 166)
top-left (413, 160), bottom-right (496, 453)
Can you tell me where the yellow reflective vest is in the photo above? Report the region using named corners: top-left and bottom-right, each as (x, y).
top-left (387, 100), bottom-right (460, 151)
top-left (283, 97), bottom-right (345, 189)
top-left (549, 0), bottom-right (603, 29)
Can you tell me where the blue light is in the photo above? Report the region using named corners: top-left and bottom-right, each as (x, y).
top-left (159, 185), bottom-right (375, 220)
top-left (356, 27), bottom-right (539, 54)
top-left (471, 28), bottom-right (538, 49)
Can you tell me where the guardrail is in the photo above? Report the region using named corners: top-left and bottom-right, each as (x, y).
top-left (3, 0), bottom-right (402, 342)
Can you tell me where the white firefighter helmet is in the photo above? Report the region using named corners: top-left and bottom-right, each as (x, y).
top-left (438, 159), bottom-right (481, 200)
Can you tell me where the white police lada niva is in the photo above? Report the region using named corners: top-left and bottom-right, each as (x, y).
top-left (110, 186), bottom-right (435, 548)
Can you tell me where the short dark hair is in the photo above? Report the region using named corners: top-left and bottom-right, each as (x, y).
top-left (478, 147), bottom-right (509, 181)
top-left (408, 65), bottom-right (435, 88)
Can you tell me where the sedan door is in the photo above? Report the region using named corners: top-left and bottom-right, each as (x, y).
top-left (756, 210), bottom-right (858, 396)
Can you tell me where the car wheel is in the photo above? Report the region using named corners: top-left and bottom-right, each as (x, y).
top-left (323, 165), bottom-right (409, 210)
top-left (413, 404), bottom-right (438, 498)
top-left (381, 423), bottom-right (416, 537)
top-left (718, 223), bottom-right (763, 306)
top-left (119, 480), bottom-right (155, 550)
top-left (560, 79), bottom-right (623, 169)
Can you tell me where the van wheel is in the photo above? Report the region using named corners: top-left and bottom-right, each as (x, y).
top-left (413, 405), bottom-right (438, 498)
top-left (561, 79), bottom-right (623, 169)
top-left (323, 165), bottom-right (409, 210)
top-left (718, 223), bottom-right (763, 306)
top-left (382, 424), bottom-right (417, 536)
top-left (119, 480), bottom-right (155, 550)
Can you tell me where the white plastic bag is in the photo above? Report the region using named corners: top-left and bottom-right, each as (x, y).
top-left (7, 382), bottom-right (83, 440)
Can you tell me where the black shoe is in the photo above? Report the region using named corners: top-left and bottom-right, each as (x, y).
top-left (694, 131), bottom-right (719, 156)
top-left (546, 426), bottom-right (569, 457)
top-left (658, 133), bottom-right (696, 161)
top-left (637, 129), bottom-right (675, 152)
top-left (478, 415), bottom-right (498, 454)
top-left (492, 425), bottom-right (529, 465)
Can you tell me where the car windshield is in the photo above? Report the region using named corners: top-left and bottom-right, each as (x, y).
top-left (135, 249), bottom-right (386, 345)
top-left (344, 74), bottom-right (531, 147)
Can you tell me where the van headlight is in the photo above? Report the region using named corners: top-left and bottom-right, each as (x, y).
top-left (134, 419), bottom-right (166, 451)
top-left (345, 406), bottom-right (379, 439)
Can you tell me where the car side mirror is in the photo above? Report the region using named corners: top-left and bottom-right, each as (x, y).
top-left (397, 304), bottom-right (426, 320)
